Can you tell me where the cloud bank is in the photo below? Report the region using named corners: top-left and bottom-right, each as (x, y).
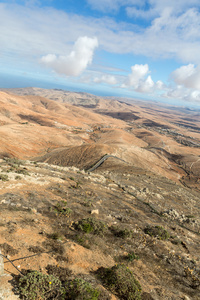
top-left (122, 64), bottom-right (164, 94)
top-left (93, 74), bottom-right (117, 85)
top-left (95, 62), bottom-right (200, 103)
top-left (1, 2), bottom-right (200, 64)
top-left (41, 36), bottom-right (98, 76)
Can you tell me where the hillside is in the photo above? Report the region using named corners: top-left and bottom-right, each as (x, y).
top-left (0, 88), bottom-right (200, 299)
top-left (0, 157), bottom-right (200, 299)
top-left (1, 88), bottom-right (200, 189)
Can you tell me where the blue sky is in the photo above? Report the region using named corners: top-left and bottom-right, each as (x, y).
top-left (1, 0), bottom-right (200, 105)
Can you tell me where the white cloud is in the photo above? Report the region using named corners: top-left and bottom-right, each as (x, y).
top-left (127, 0), bottom-right (200, 18)
top-left (121, 64), bottom-right (166, 94)
top-left (156, 63), bottom-right (200, 103)
top-left (164, 85), bottom-right (200, 102)
top-left (190, 90), bottom-right (200, 101)
top-left (127, 64), bottom-right (149, 88)
top-left (156, 80), bottom-right (164, 90)
top-left (93, 74), bottom-right (117, 85)
top-left (171, 64), bottom-right (200, 90)
top-left (122, 64), bottom-right (162, 94)
top-left (86, 1), bottom-right (200, 64)
top-left (136, 75), bottom-right (154, 93)
top-left (149, 0), bottom-right (200, 15)
top-left (88, 0), bottom-right (200, 20)
top-left (162, 64), bottom-right (200, 102)
top-left (1, 2), bottom-right (200, 65)
top-left (40, 36), bottom-right (98, 76)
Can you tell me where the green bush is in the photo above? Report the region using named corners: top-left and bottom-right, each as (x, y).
top-left (5, 157), bottom-right (22, 166)
top-left (82, 198), bottom-right (93, 207)
top-left (144, 225), bottom-right (170, 240)
top-left (53, 201), bottom-right (72, 216)
top-left (110, 226), bottom-right (133, 239)
top-left (47, 232), bottom-right (63, 240)
top-left (64, 278), bottom-right (100, 300)
top-left (0, 174), bottom-right (9, 181)
top-left (126, 252), bottom-right (139, 262)
top-left (97, 264), bottom-right (142, 300)
top-left (16, 168), bottom-right (30, 176)
top-left (18, 269), bottom-right (110, 300)
top-left (74, 234), bottom-right (91, 249)
top-left (18, 270), bottom-right (64, 300)
top-left (75, 218), bottom-right (108, 236)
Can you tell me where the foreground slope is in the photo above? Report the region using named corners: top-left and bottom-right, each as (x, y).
top-left (0, 158), bottom-right (199, 299)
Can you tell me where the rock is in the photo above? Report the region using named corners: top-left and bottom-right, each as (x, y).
top-left (155, 193), bottom-right (163, 199)
top-left (182, 295), bottom-right (191, 300)
top-left (0, 274), bottom-right (20, 299)
top-left (106, 215), bottom-right (113, 220)
top-left (31, 208), bottom-right (37, 214)
top-left (163, 208), bottom-right (180, 220)
top-left (163, 209), bottom-right (189, 223)
top-left (91, 209), bottom-right (99, 215)
top-left (108, 183), bottom-right (118, 189)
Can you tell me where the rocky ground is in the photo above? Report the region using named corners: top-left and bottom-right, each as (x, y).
top-left (0, 157), bottom-right (199, 299)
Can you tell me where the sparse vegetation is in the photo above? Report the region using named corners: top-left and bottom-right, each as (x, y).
top-left (1, 159), bottom-right (30, 175)
top-left (47, 232), bottom-right (63, 241)
top-left (75, 217), bottom-right (108, 236)
top-left (0, 243), bottom-right (18, 255)
top-left (4, 157), bottom-right (22, 166)
top-left (110, 226), bottom-right (133, 239)
top-left (15, 168), bottom-right (30, 176)
top-left (52, 201), bottom-right (72, 216)
top-left (97, 264), bottom-right (142, 300)
top-left (18, 268), bottom-right (105, 300)
top-left (144, 225), bottom-right (170, 240)
top-left (18, 270), bottom-right (64, 300)
top-left (42, 240), bottom-right (65, 255)
top-left (64, 278), bottom-right (100, 300)
top-left (0, 174), bottom-right (9, 181)
top-left (82, 198), bottom-right (93, 207)
top-left (69, 181), bottom-right (80, 189)
top-left (125, 252), bottom-right (139, 262)
top-left (28, 246), bottom-right (45, 253)
top-left (74, 234), bottom-right (90, 248)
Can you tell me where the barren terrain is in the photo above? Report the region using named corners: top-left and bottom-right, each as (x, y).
top-left (0, 88), bottom-right (200, 299)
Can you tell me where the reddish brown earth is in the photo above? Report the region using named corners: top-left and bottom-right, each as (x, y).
top-left (0, 88), bottom-right (200, 299)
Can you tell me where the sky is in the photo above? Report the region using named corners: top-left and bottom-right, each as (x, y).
top-left (1, 0), bottom-right (200, 106)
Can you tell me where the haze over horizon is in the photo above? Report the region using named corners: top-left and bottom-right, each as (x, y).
top-left (1, 0), bottom-right (200, 106)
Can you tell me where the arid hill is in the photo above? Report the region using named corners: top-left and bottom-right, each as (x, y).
top-left (0, 88), bottom-right (200, 299)
top-left (0, 88), bottom-right (200, 188)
